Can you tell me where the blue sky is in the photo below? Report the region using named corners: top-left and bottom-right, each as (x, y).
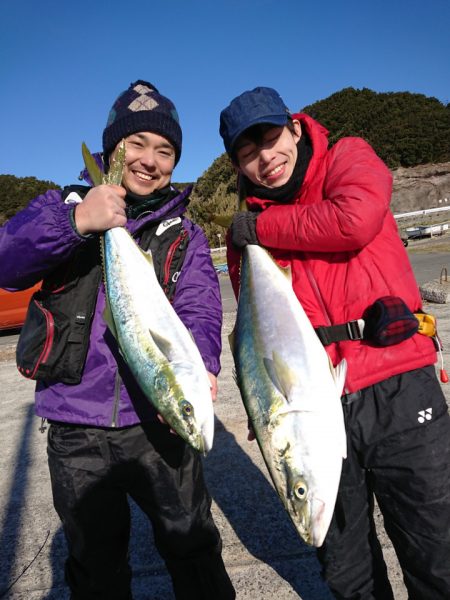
top-left (1, 0), bottom-right (449, 187)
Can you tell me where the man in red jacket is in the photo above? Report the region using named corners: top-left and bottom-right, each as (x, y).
top-left (219, 86), bottom-right (450, 599)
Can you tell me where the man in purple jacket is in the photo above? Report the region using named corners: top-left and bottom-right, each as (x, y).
top-left (0, 80), bottom-right (235, 600)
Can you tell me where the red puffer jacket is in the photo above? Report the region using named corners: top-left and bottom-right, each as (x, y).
top-left (227, 113), bottom-right (436, 394)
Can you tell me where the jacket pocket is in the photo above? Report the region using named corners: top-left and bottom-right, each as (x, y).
top-left (16, 295), bottom-right (59, 380)
top-left (16, 238), bottom-right (102, 386)
top-left (16, 272), bottom-right (99, 385)
top-left (16, 288), bottom-right (80, 383)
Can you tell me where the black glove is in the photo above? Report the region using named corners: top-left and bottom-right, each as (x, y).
top-left (230, 212), bottom-right (259, 249)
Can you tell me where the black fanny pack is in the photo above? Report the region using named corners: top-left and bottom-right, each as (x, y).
top-left (315, 296), bottom-right (419, 347)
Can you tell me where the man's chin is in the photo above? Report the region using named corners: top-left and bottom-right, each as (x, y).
top-left (128, 183), bottom-right (159, 196)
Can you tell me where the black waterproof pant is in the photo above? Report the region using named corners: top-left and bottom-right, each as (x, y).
top-left (317, 366), bottom-right (450, 599)
top-left (47, 421), bottom-right (235, 600)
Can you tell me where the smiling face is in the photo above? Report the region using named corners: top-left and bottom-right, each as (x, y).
top-left (111, 131), bottom-right (176, 196)
top-left (235, 120), bottom-right (302, 188)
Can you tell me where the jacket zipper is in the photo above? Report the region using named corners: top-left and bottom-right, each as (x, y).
top-left (110, 369), bottom-right (121, 427)
top-left (303, 259), bottom-right (347, 389)
top-left (163, 231), bottom-right (187, 294)
top-left (30, 301), bottom-right (55, 378)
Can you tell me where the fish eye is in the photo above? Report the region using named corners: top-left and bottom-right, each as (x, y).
top-left (181, 400), bottom-right (194, 417)
top-left (294, 481), bottom-right (307, 500)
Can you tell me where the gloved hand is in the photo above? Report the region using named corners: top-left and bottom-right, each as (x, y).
top-left (230, 211), bottom-right (259, 249)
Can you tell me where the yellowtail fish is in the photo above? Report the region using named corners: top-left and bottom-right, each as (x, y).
top-left (82, 142), bottom-right (214, 453)
top-left (232, 244), bottom-right (347, 546)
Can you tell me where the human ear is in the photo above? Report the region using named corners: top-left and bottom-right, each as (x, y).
top-left (292, 120), bottom-right (302, 143)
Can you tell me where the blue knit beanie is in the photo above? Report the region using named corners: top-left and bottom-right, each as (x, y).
top-left (102, 80), bottom-right (182, 164)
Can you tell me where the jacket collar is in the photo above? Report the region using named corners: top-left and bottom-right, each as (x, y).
top-left (127, 185), bottom-right (193, 235)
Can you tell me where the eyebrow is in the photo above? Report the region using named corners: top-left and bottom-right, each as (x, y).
top-left (158, 142), bottom-right (175, 150)
top-left (235, 138), bottom-right (255, 152)
top-left (130, 133), bottom-right (174, 150)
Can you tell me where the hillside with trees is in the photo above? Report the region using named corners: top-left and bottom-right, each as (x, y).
top-left (0, 175), bottom-right (60, 225)
top-left (301, 88), bottom-right (449, 168)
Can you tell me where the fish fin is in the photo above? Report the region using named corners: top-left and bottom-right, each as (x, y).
top-left (150, 329), bottom-right (175, 362)
top-left (330, 357), bottom-right (347, 396)
top-left (329, 356), bottom-right (348, 459)
top-left (139, 247), bottom-right (155, 267)
top-left (237, 174), bottom-right (248, 211)
top-left (263, 357), bottom-right (285, 397)
top-left (206, 213), bottom-right (234, 228)
top-left (81, 142), bottom-right (103, 187)
top-left (265, 351), bottom-right (298, 401)
top-left (263, 248), bottom-right (292, 283)
top-left (228, 328), bottom-right (235, 353)
top-left (103, 295), bottom-right (118, 341)
top-left (104, 140), bottom-right (126, 185)
top-left (275, 260), bottom-right (292, 283)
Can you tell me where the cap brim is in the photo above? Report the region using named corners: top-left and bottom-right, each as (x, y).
top-left (229, 113), bottom-right (288, 153)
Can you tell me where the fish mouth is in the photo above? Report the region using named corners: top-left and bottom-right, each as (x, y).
top-left (201, 419), bottom-right (214, 454)
top-left (181, 417), bottom-right (213, 455)
top-left (287, 494), bottom-right (328, 547)
top-left (189, 429), bottom-right (212, 456)
top-left (309, 498), bottom-right (327, 547)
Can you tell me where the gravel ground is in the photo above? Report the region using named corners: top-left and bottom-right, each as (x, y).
top-left (0, 254), bottom-right (449, 598)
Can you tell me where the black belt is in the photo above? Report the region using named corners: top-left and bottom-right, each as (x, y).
top-left (315, 319), bottom-right (365, 346)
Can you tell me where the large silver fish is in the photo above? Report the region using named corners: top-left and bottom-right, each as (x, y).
top-left (232, 244), bottom-right (347, 546)
top-left (82, 143), bottom-right (214, 454)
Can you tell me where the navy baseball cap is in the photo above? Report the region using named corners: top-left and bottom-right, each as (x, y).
top-left (219, 87), bottom-right (291, 155)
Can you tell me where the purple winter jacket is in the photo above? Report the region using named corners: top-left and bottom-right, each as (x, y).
top-left (0, 186), bottom-right (223, 427)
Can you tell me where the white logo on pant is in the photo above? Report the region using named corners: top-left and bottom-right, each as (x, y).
top-left (417, 408), bottom-right (433, 423)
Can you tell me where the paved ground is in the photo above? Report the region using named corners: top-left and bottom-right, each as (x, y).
top-left (0, 297), bottom-right (449, 598)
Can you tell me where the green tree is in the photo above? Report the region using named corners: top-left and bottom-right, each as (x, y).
top-left (0, 175), bottom-right (61, 225)
top-left (301, 88), bottom-right (450, 168)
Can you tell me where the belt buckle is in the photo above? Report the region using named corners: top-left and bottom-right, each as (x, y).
top-left (346, 319), bottom-right (364, 341)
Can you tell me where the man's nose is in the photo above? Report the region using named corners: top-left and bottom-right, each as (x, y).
top-left (139, 149), bottom-right (156, 167)
top-left (258, 146), bottom-right (274, 164)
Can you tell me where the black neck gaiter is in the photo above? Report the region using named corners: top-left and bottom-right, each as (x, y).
top-left (243, 134), bottom-right (313, 204)
top-left (126, 185), bottom-right (175, 219)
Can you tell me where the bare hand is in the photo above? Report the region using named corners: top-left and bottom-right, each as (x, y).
top-left (207, 372), bottom-right (218, 402)
top-left (157, 413), bottom-right (177, 435)
top-left (74, 184), bottom-right (127, 235)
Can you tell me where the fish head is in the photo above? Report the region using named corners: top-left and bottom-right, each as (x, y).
top-left (275, 433), bottom-right (334, 548)
top-left (168, 366), bottom-right (215, 455)
top-left (283, 457), bottom-right (336, 547)
top-left (175, 393), bottom-right (214, 454)
top-left (280, 454), bottom-right (315, 543)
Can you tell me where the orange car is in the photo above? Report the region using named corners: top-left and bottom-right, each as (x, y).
top-left (0, 283), bottom-right (42, 331)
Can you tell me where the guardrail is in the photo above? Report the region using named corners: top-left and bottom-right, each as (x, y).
top-left (394, 205), bottom-right (450, 220)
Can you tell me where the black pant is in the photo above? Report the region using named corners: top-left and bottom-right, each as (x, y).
top-left (47, 421), bottom-right (235, 600)
top-left (317, 366), bottom-right (450, 599)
